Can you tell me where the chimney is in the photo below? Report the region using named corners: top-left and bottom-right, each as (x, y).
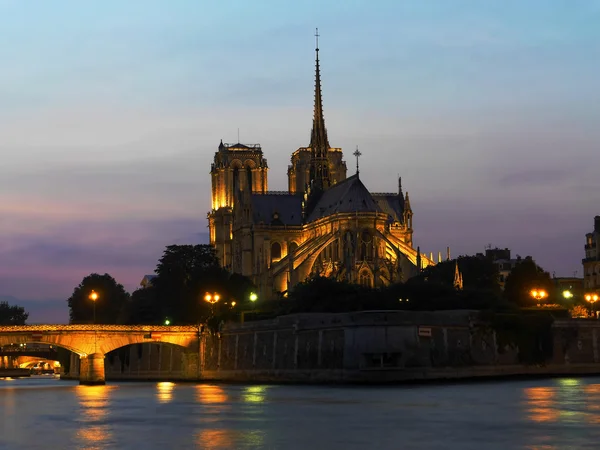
top-left (595, 216), bottom-right (600, 232)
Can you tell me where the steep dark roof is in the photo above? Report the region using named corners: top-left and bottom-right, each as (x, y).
top-left (306, 175), bottom-right (382, 222)
top-left (373, 194), bottom-right (404, 224)
top-left (251, 193), bottom-right (303, 226)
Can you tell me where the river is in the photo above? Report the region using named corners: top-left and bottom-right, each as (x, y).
top-left (2, 375), bottom-right (600, 449)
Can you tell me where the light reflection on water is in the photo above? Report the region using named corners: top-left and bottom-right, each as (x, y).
top-left (156, 381), bottom-right (174, 403)
top-left (75, 384), bottom-right (114, 449)
top-left (3, 377), bottom-right (600, 448)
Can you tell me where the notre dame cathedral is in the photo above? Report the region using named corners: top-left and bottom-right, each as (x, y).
top-left (208, 36), bottom-right (434, 300)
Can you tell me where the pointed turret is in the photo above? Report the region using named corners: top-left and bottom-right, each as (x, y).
top-left (403, 191), bottom-right (413, 229)
top-left (308, 28), bottom-right (331, 192)
top-left (453, 261), bottom-right (463, 290)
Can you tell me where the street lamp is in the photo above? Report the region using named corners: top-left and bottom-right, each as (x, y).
top-left (204, 292), bottom-right (221, 320)
top-left (585, 293), bottom-right (599, 318)
top-left (530, 289), bottom-right (547, 307)
top-left (562, 290), bottom-right (574, 300)
top-left (89, 290), bottom-right (99, 324)
top-left (249, 292), bottom-right (258, 302)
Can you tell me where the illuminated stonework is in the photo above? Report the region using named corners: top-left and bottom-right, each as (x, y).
top-left (208, 39), bottom-right (434, 299)
top-left (0, 325), bottom-right (199, 385)
top-left (208, 142), bottom-right (268, 269)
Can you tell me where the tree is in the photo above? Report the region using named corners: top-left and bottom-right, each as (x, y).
top-left (503, 257), bottom-right (554, 308)
top-left (67, 273), bottom-right (130, 324)
top-left (283, 275), bottom-right (376, 314)
top-left (414, 256), bottom-right (500, 292)
top-left (0, 301), bottom-right (29, 325)
top-left (120, 287), bottom-right (161, 325)
top-left (138, 244), bottom-right (255, 325)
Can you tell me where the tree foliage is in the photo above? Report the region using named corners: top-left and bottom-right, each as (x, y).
top-left (414, 256), bottom-right (500, 292)
top-left (66, 273), bottom-right (130, 324)
top-left (0, 301), bottom-right (29, 325)
top-left (280, 272), bottom-right (508, 316)
top-left (122, 245), bottom-right (255, 325)
top-left (503, 257), bottom-right (554, 307)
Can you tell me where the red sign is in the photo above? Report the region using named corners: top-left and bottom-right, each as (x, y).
top-left (418, 327), bottom-right (432, 337)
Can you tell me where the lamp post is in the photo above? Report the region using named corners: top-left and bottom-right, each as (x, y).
top-left (89, 290), bottom-right (99, 324)
top-left (204, 292), bottom-right (221, 321)
top-left (585, 293), bottom-right (599, 318)
top-left (241, 292), bottom-right (259, 324)
top-left (530, 289), bottom-right (547, 307)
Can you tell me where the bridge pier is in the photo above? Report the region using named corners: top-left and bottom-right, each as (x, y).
top-left (79, 353), bottom-right (105, 385)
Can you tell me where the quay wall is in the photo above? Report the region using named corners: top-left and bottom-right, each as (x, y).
top-left (199, 311), bottom-right (600, 383)
top-left (62, 311), bottom-right (600, 383)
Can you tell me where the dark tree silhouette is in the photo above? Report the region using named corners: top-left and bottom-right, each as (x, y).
top-left (66, 273), bottom-right (130, 324)
top-left (414, 256), bottom-right (500, 292)
top-left (0, 301), bottom-right (29, 325)
top-left (122, 245), bottom-right (255, 325)
top-left (503, 257), bottom-right (554, 307)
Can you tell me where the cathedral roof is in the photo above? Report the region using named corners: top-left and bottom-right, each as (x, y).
top-left (306, 174), bottom-right (383, 222)
top-left (373, 194), bottom-right (405, 224)
top-left (251, 193), bottom-right (303, 226)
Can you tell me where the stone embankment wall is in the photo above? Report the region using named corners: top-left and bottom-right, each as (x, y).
top-left (201, 312), bottom-right (600, 383)
top-left (62, 312), bottom-right (600, 383)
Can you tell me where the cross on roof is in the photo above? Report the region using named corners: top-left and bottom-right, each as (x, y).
top-left (353, 146), bottom-right (362, 176)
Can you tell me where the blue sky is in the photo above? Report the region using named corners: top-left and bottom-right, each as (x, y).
top-left (1, 1), bottom-right (599, 322)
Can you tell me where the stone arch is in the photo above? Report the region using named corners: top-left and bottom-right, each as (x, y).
top-left (243, 159), bottom-right (257, 169)
top-left (374, 230), bottom-right (434, 268)
top-left (0, 337), bottom-right (85, 356)
top-left (103, 338), bottom-right (194, 356)
top-left (230, 159), bottom-right (243, 169)
top-left (288, 241), bottom-right (299, 255)
top-left (359, 229), bottom-right (374, 261)
top-left (271, 241), bottom-right (282, 262)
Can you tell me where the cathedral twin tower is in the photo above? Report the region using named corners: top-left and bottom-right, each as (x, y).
top-left (208, 33), bottom-right (432, 300)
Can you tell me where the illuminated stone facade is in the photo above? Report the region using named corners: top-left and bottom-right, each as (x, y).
top-left (208, 41), bottom-right (433, 300)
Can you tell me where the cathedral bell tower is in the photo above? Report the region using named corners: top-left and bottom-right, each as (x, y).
top-left (208, 140), bottom-right (268, 269)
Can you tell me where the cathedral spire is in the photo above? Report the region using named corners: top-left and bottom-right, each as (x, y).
top-left (308, 28), bottom-right (331, 192)
top-left (310, 28), bottom-right (330, 154)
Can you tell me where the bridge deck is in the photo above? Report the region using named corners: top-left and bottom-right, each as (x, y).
top-left (0, 325), bottom-right (199, 332)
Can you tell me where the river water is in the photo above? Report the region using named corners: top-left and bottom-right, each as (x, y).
top-left (2, 376), bottom-right (600, 449)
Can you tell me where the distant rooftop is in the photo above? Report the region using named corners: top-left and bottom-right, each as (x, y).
top-left (222, 142), bottom-right (262, 150)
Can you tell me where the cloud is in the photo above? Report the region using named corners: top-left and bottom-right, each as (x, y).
top-left (0, 216), bottom-right (209, 299)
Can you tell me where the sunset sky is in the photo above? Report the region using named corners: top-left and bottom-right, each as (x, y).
top-left (1, 1), bottom-right (599, 322)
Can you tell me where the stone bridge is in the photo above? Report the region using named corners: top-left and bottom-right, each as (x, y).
top-left (0, 325), bottom-right (201, 385)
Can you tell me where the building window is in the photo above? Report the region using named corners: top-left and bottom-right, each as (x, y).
top-left (289, 242), bottom-right (298, 255)
top-left (246, 166), bottom-right (253, 191)
top-left (271, 242), bottom-right (282, 262)
top-left (360, 271), bottom-right (372, 288)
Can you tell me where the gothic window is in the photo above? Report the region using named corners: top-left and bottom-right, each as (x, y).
top-left (360, 271), bottom-right (372, 288)
top-left (233, 167), bottom-right (240, 194)
top-left (246, 166), bottom-right (253, 191)
top-left (289, 242), bottom-right (299, 255)
top-left (271, 242), bottom-right (282, 262)
top-left (361, 231), bottom-right (373, 261)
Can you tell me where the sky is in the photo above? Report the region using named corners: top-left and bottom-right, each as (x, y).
top-left (1, 0), bottom-right (599, 323)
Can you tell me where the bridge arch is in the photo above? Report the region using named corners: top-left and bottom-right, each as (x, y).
top-left (0, 325), bottom-right (200, 385)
